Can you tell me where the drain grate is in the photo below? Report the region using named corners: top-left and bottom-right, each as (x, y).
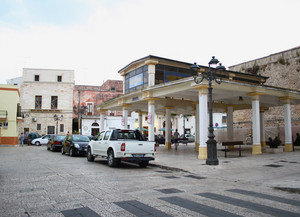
top-left (156, 188), bottom-right (183, 194)
top-left (264, 164), bottom-right (283, 168)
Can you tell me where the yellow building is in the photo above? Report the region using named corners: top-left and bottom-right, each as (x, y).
top-left (0, 85), bottom-right (22, 145)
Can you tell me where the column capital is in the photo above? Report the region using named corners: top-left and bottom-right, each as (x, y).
top-left (260, 107), bottom-right (269, 112)
top-left (163, 106), bottom-right (174, 110)
top-left (246, 92), bottom-right (265, 96)
top-left (144, 97), bottom-right (160, 101)
top-left (145, 60), bottom-right (159, 66)
top-left (121, 103), bottom-right (132, 108)
top-left (279, 96), bottom-right (295, 104)
top-left (192, 84), bottom-right (209, 90)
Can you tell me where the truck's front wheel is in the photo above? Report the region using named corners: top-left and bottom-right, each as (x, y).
top-left (87, 148), bottom-right (94, 162)
top-left (108, 150), bottom-right (118, 167)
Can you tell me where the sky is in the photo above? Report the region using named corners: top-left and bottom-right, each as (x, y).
top-left (0, 0), bottom-right (299, 85)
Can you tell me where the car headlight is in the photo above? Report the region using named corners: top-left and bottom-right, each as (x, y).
top-left (74, 143), bottom-right (80, 148)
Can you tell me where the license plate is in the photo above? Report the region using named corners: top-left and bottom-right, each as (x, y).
top-left (133, 154), bottom-right (144, 157)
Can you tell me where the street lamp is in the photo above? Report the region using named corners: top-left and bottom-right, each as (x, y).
top-left (53, 114), bottom-right (63, 134)
top-left (191, 56), bottom-right (226, 165)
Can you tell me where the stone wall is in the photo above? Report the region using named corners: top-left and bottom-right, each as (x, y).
top-left (228, 47), bottom-right (300, 138)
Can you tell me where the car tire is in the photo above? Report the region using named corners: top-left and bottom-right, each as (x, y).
top-left (87, 148), bottom-right (94, 162)
top-left (61, 147), bottom-right (65, 155)
top-left (139, 161), bottom-right (149, 168)
top-left (69, 147), bottom-right (75, 157)
top-left (107, 150), bottom-right (118, 167)
top-left (34, 141), bottom-right (40, 146)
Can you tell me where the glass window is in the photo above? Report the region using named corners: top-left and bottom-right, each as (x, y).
top-left (57, 76), bottom-right (62, 82)
top-left (103, 131), bottom-right (111, 140)
top-left (98, 131), bottom-right (105, 141)
top-left (34, 75), bottom-right (39, 81)
top-left (37, 124), bottom-right (41, 130)
top-left (35, 96), bottom-right (42, 109)
top-left (51, 96), bottom-right (58, 109)
top-left (60, 124), bottom-right (64, 132)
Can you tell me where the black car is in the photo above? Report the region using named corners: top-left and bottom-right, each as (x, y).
top-left (61, 135), bottom-right (90, 157)
top-left (47, 135), bottom-right (66, 152)
top-left (155, 135), bottom-right (174, 145)
top-left (23, 133), bottom-right (40, 145)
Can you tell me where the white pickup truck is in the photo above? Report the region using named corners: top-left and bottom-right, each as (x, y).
top-left (87, 129), bottom-right (156, 167)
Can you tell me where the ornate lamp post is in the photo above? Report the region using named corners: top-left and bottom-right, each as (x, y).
top-left (53, 114), bottom-right (63, 134)
top-left (191, 56), bottom-right (225, 165)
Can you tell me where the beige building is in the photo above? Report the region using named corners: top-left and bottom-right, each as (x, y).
top-left (19, 68), bottom-right (74, 136)
top-left (0, 85), bottom-right (22, 145)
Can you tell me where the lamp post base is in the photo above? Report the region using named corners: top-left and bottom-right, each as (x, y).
top-left (206, 158), bottom-right (219, 165)
top-left (206, 139), bottom-right (219, 166)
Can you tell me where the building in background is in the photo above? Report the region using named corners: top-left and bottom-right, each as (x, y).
top-left (0, 84), bottom-right (22, 145)
top-left (73, 80), bottom-right (124, 136)
top-left (19, 68), bottom-right (74, 137)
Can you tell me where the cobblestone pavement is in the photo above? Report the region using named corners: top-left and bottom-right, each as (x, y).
top-left (0, 145), bottom-right (299, 217)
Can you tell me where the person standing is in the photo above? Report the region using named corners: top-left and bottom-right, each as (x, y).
top-left (174, 129), bottom-right (180, 150)
top-left (20, 133), bottom-right (25, 147)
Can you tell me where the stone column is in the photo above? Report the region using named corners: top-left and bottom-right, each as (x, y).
top-left (164, 107), bottom-right (173, 150)
top-left (147, 99), bottom-right (156, 141)
top-left (197, 86), bottom-right (209, 160)
top-left (137, 112), bottom-right (143, 132)
top-left (248, 92), bottom-right (263, 155)
top-left (145, 60), bottom-right (158, 87)
top-left (121, 104), bottom-right (131, 129)
top-left (194, 102), bottom-right (200, 151)
top-left (260, 107), bottom-right (268, 149)
top-left (227, 106), bottom-right (234, 141)
top-left (99, 109), bottom-right (106, 132)
top-left (280, 97), bottom-right (293, 152)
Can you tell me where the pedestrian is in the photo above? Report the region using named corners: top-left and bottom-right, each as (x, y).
top-left (174, 129), bottom-right (180, 150)
top-left (20, 133), bottom-right (25, 147)
top-left (293, 133), bottom-right (300, 146)
top-left (67, 131), bottom-right (70, 135)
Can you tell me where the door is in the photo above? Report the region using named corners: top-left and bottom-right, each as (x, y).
top-left (94, 131), bottom-right (105, 155)
top-left (99, 131), bottom-right (111, 156)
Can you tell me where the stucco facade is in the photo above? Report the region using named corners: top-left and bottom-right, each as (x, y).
top-left (73, 80), bottom-right (123, 135)
top-left (0, 85), bottom-right (22, 145)
top-left (19, 68), bottom-right (74, 136)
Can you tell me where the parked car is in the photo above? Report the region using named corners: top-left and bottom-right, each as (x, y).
top-left (23, 133), bottom-right (40, 145)
top-left (47, 135), bottom-right (66, 152)
top-left (87, 129), bottom-right (155, 167)
top-left (61, 135), bottom-right (90, 157)
top-left (155, 135), bottom-right (174, 145)
top-left (179, 134), bottom-right (195, 143)
top-left (31, 134), bottom-right (52, 146)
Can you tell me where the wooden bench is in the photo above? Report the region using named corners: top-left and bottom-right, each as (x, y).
top-left (222, 141), bottom-right (244, 158)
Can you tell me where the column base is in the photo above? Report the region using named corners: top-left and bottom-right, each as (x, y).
top-left (284, 143), bottom-right (293, 152)
top-left (198, 147), bottom-right (207, 160)
top-left (165, 142), bottom-right (172, 150)
top-left (252, 144), bottom-right (262, 155)
top-left (195, 143), bottom-right (199, 151)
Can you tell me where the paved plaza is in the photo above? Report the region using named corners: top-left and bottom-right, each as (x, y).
top-left (0, 144), bottom-right (299, 216)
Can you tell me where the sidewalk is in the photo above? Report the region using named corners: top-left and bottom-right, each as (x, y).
top-left (152, 142), bottom-right (300, 191)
